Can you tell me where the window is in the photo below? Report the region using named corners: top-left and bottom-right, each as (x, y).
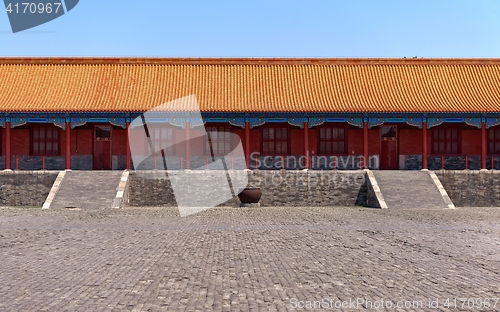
top-left (31, 126), bottom-right (60, 155)
top-left (262, 126), bottom-right (289, 155)
top-left (95, 126), bottom-right (111, 140)
top-left (488, 127), bottom-right (500, 154)
top-left (206, 126), bottom-right (232, 156)
top-left (318, 126), bottom-right (346, 154)
top-left (380, 126), bottom-right (397, 139)
top-left (145, 126), bottom-right (174, 155)
top-left (432, 127), bottom-right (460, 155)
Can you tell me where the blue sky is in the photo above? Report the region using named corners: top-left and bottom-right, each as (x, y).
top-left (1, 0), bottom-right (500, 57)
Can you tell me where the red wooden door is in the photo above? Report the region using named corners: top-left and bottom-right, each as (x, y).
top-left (94, 140), bottom-right (111, 170)
top-left (93, 126), bottom-right (112, 170)
top-left (380, 126), bottom-right (398, 170)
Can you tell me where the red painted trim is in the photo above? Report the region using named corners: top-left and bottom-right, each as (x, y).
top-left (5, 122), bottom-right (11, 169)
top-left (481, 122), bottom-right (487, 169)
top-left (363, 122), bottom-right (368, 169)
top-left (66, 122), bottom-right (71, 170)
top-left (422, 123), bottom-right (428, 169)
top-left (304, 122), bottom-right (309, 169)
top-left (245, 122), bottom-right (250, 169)
top-left (126, 122), bottom-right (131, 170)
top-left (185, 122), bottom-right (190, 169)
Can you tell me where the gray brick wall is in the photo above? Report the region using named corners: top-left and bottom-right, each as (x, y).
top-left (0, 171), bottom-right (58, 207)
top-left (435, 170), bottom-right (500, 207)
top-left (126, 170), bottom-right (368, 207)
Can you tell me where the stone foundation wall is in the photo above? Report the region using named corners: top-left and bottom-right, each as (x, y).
top-left (435, 170), bottom-right (500, 207)
top-left (71, 155), bottom-right (93, 170)
top-left (126, 170), bottom-right (368, 207)
top-left (0, 171), bottom-right (58, 207)
top-left (400, 155), bottom-right (500, 170)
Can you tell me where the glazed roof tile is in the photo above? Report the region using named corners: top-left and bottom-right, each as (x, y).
top-left (1, 57), bottom-right (500, 113)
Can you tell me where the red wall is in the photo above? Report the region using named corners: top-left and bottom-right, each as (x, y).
top-left (74, 129), bottom-right (93, 155)
top-left (2, 123), bottom-right (489, 159)
top-left (399, 129), bottom-right (423, 155)
top-left (347, 129), bottom-right (363, 155)
top-left (462, 129), bottom-right (481, 155)
top-left (11, 129), bottom-right (30, 155)
top-left (112, 128), bottom-right (127, 156)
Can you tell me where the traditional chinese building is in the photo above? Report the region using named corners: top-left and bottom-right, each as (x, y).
top-left (1, 57), bottom-right (500, 171)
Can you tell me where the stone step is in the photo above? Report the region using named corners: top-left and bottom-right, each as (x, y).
top-left (372, 170), bottom-right (451, 209)
top-left (50, 171), bottom-right (124, 209)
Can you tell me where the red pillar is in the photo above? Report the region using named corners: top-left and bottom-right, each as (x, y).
top-left (5, 122), bottom-right (11, 170)
top-left (363, 121), bottom-right (368, 169)
top-left (126, 121), bottom-right (131, 170)
top-left (65, 122), bottom-right (71, 170)
top-left (304, 122), bottom-right (309, 169)
top-left (481, 122), bottom-right (487, 170)
top-left (185, 122), bottom-right (191, 169)
top-left (422, 122), bottom-right (428, 169)
top-left (245, 122), bottom-right (250, 169)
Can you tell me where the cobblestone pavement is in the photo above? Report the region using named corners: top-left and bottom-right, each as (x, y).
top-left (1, 206), bottom-right (500, 311)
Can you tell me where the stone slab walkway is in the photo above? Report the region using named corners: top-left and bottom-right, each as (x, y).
top-left (49, 171), bottom-right (123, 209)
top-left (373, 171), bottom-right (450, 209)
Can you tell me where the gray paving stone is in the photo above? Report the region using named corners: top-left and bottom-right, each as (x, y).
top-left (373, 170), bottom-right (448, 208)
top-left (50, 171), bottom-right (123, 209)
top-left (0, 206), bottom-right (499, 311)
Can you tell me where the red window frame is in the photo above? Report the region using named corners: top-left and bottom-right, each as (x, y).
top-left (317, 125), bottom-right (347, 155)
top-left (431, 126), bottom-right (461, 155)
top-left (488, 126), bottom-right (500, 155)
top-left (205, 125), bottom-right (233, 156)
top-left (144, 125), bottom-right (175, 156)
top-left (261, 125), bottom-right (291, 155)
top-left (31, 125), bottom-right (61, 156)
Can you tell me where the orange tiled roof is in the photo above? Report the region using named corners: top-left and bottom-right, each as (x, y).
top-left (1, 57), bottom-right (500, 113)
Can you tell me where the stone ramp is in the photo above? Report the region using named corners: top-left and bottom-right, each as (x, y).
top-left (49, 171), bottom-right (124, 209)
top-left (371, 170), bottom-right (454, 209)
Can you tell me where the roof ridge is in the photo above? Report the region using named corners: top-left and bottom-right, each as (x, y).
top-left (1, 57), bottom-right (500, 66)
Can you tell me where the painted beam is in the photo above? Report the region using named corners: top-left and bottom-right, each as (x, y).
top-left (304, 122), bottom-right (309, 169)
top-left (481, 122), bottom-right (487, 170)
top-left (5, 122), bottom-right (11, 170)
top-left (126, 121), bottom-right (131, 170)
top-left (422, 122), bottom-right (428, 170)
top-left (65, 122), bottom-right (71, 170)
top-left (185, 121), bottom-right (191, 170)
top-left (363, 121), bottom-right (369, 169)
top-left (245, 121), bottom-right (250, 169)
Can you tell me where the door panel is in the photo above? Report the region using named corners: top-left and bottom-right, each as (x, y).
top-left (380, 140), bottom-right (398, 169)
top-left (93, 140), bottom-right (112, 170)
top-left (380, 126), bottom-right (398, 170)
top-left (93, 126), bottom-right (112, 170)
